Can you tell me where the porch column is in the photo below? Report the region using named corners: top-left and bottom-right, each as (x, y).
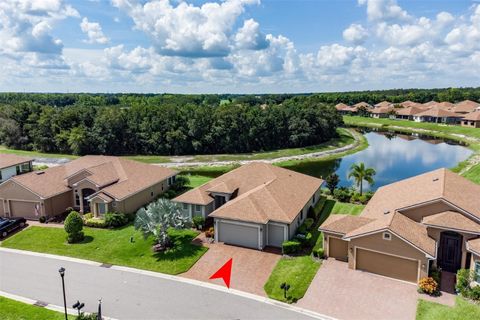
top-left (79, 189), bottom-right (84, 213)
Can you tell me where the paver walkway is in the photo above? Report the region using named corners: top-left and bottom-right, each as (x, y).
top-left (298, 259), bottom-right (455, 320)
top-left (181, 234), bottom-right (281, 297)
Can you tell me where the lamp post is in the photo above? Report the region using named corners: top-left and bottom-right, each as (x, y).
top-left (72, 300), bottom-right (85, 316)
top-left (280, 282), bottom-right (290, 300)
top-left (58, 267), bottom-right (68, 320)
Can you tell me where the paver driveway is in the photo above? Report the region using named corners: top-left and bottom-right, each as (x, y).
top-left (181, 237), bottom-right (281, 297)
top-left (298, 259), bottom-right (455, 320)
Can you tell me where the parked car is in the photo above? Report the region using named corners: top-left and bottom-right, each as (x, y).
top-left (0, 217), bottom-right (27, 238)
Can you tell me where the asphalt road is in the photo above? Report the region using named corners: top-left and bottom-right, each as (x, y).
top-left (0, 250), bottom-right (327, 320)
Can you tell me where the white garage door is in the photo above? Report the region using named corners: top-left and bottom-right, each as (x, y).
top-left (10, 201), bottom-right (40, 219)
top-left (218, 220), bottom-right (260, 249)
top-left (267, 223), bottom-right (285, 247)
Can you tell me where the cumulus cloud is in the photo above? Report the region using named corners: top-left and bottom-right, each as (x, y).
top-left (358, 0), bottom-right (410, 22)
top-left (112, 0), bottom-right (260, 57)
top-left (234, 19), bottom-right (269, 50)
top-left (343, 24), bottom-right (368, 44)
top-left (80, 17), bottom-right (109, 44)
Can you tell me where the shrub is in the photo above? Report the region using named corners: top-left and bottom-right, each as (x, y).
top-left (456, 269), bottom-right (472, 296)
top-left (304, 218), bottom-right (314, 229)
top-left (171, 175), bottom-right (189, 191)
top-left (84, 218), bottom-right (107, 228)
top-left (64, 211), bottom-right (84, 243)
top-left (314, 247), bottom-right (325, 259)
top-left (282, 240), bottom-right (301, 255)
top-left (105, 212), bottom-right (128, 228)
top-left (429, 267), bottom-right (441, 286)
top-left (161, 189), bottom-right (177, 199)
top-left (297, 224), bottom-right (307, 235)
top-left (192, 216), bottom-right (205, 230)
top-left (333, 187), bottom-right (352, 203)
top-left (418, 277), bottom-right (438, 295)
top-left (469, 285), bottom-right (480, 301)
top-left (82, 213), bottom-right (93, 221)
top-left (39, 216), bottom-right (47, 223)
top-left (205, 227), bottom-right (214, 238)
top-left (77, 313), bottom-right (98, 320)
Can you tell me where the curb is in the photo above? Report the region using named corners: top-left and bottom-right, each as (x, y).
top-left (0, 247), bottom-right (335, 320)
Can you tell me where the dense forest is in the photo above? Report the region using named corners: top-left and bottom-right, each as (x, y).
top-left (0, 95), bottom-right (340, 156)
top-left (0, 87), bottom-right (478, 156)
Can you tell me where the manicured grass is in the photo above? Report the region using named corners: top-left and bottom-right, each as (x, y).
top-left (1, 226), bottom-right (207, 275)
top-left (264, 256), bottom-right (321, 303)
top-left (416, 297), bottom-right (480, 320)
top-left (0, 296), bottom-right (69, 320)
top-left (461, 163), bottom-right (480, 184)
top-left (181, 174), bottom-right (213, 188)
top-left (0, 145), bottom-right (78, 159)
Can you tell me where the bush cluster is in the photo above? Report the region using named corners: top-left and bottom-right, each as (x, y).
top-left (313, 247), bottom-right (325, 259)
top-left (64, 211), bottom-right (84, 243)
top-left (84, 218), bottom-right (107, 228)
top-left (192, 216), bottom-right (205, 230)
top-left (456, 269), bottom-right (480, 301)
top-left (282, 240), bottom-right (301, 255)
top-left (105, 212), bottom-right (129, 228)
top-left (332, 187), bottom-right (374, 204)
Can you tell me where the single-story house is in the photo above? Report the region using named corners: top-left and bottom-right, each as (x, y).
top-left (320, 168), bottom-right (480, 285)
top-left (374, 101), bottom-right (393, 108)
top-left (461, 111), bottom-right (480, 128)
top-left (0, 155), bottom-right (33, 183)
top-left (423, 101), bottom-right (439, 108)
top-left (413, 107), bottom-right (463, 124)
top-left (173, 163), bottom-right (323, 250)
top-left (0, 155), bottom-right (177, 220)
top-left (454, 100), bottom-right (480, 115)
top-left (335, 103), bottom-right (353, 115)
top-left (395, 106), bottom-right (426, 120)
top-left (353, 101), bottom-right (373, 110)
top-left (399, 100), bottom-right (423, 108)
top-left (435, 101), bottom-right (455, 110)
top-left (369, 106), bottom-right (395, 119)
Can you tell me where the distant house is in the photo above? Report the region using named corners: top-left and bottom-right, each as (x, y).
top-left (353, 102), bottom-right (373, 110)
top-left (413, 107), bottom-right (463, 124)
top-left (0, 155), bottom-right (33, 183)
top-left (0, 156), bottom-right (177, 220)
top-left (399, 100), bottom-right (422, 108)
top-left (461, 111), bottom-right (480, 128)
top-left (395, 106), bottom-right (426, 120)
top-left (320, 168), bottom-right (480, 285)
top-left (173, 163), bottom-right (323, 250)
top-left (370, 106), bottom-right (394, 119)
top-left (454, 100), bottom-right (480, 115)
top-left (335, 103), bottom-right (352, 115)
top-left (423, 101), bottom-right (438, 108)
top-left (435, 101), bottom-right (455, 110)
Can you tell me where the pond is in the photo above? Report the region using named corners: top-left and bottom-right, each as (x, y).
top-left (284, 130), bottom-right (473, 191)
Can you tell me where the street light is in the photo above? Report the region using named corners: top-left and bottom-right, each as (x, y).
top-left (280, 282), bottom-right (290, 299)
top-left (58, 267), bottom-right (68, 320)
top-left (72, 300), bottom-right (85, 316)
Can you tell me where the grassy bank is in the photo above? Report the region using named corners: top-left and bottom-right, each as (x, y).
top-left (344, 116), bottom-right (480, 184)
top-left (1, 226), bottom-right (207, 275)
top-left (416, 298), bottom-right (480, 320)
top-left (0, 296), bottom-right (70, 320)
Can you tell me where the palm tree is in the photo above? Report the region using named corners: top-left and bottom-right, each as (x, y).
top-left (348, 163), bottom-right (376, 195)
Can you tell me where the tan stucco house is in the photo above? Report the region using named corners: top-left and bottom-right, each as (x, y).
top-left (173, 163), bottom-right (323, 250)
top-left (0, 155), bottom-right (177, 220)
top-left (461, 111), bottom-right (480, 128)
top-left (320, 168), bottom-right (480, 285)
top-left (0, 154), bottom-right (33, 183)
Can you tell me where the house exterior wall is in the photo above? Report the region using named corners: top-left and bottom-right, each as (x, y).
top-left (43, 191), bottom-right (73, 217)
top-left (288, 187), bottom-right (322, 238)
top-left (427, 227), bottom-right (478, 270)
top-left (348, 232), bottom-right (429, 279)
top-left (0, 167), bottom-right (17, 182)
top-left (0, 180), bottom-right (41, 202)
top-left (115, 179), bottom-right (168, 214)
top-left (461, 120), bottom-right (480, 128)
top-left (399, 200), bottom-right (456, 222)
top-left (90, 198), bottom-right (111, 217)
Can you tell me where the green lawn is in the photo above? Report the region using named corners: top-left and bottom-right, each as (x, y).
top-left (0, 296), bottom-right (70, 320)
top-left (264, 256), bottom-right (321, 303)
top-left (0, 145), bottom-right (78, 160)
top-left (1, 226), bottom-right (207, 275)
top-left (416, 298), bottom-right (480, 320)
top-left (181, 174), bottom-right (213, 188)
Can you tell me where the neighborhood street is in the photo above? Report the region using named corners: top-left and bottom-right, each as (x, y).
top-left (0, 249), bottom-right (326, 320)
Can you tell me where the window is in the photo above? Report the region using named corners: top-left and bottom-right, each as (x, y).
top-left (383, 232), bottom-right (391, 241)
top-left (112, 202), bottom-right (117, 208)
top-left (300, 210), bottom-right (304, 220)
top-left (475, 262), bottom-right (480, 283)
top-left (21, 163), bottom-right (30, 172)
top-left (195, 205), bottom-right (201, 213)
top-left (0, 171), bottom-right (2, 181)
top-left (183, 203), bottom-right (188, 210)
top-left (98, 203), bottom-right (107, 215)
top-left (151, 191), bottom-right (154, 197)
top-left (16, 166), bottom-right (20, 175)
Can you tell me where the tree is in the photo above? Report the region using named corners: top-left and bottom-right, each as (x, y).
top-left (134, 198), bottom-right (189, 250)
top-left (348, 163), bottom-right (376, 195)
top-left (325, 173), bottom-right (340, 194)
top-left (64, 211), bottom-right (84, 243)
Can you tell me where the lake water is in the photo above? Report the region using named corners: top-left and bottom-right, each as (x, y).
top-left (286, 130), bottom-right (473, 191)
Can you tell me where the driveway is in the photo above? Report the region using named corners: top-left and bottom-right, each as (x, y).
top-left (298, 259), bottom-right (455, 320)
top-left (181, 238), bottom-right (281, 297)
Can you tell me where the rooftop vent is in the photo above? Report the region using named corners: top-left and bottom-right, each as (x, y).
top-left (384, 210), bottom-right (390, 215)
top-left (35, 171), bottom-right (45, 175)
top-left (433, 178), bottom-right (439, 182)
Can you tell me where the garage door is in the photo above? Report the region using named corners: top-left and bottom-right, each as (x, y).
top-left (0, 200), bottom-right (5, 217)
top-left (329, 237), bottom-right (348, 261)
top-left (356, 248), bottom-right (419, 283)
top-left (218, 220), bottom-right (259, 249)
top-left (267, 223), bottom-right (285, 247)
top-left (10, 201), bottom-right (40, 220)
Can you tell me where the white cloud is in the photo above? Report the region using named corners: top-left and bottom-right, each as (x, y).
top-left (358, 0), bottom-right (410, 22)
top-left (234, 19), bottom-right (269, 50)
top-left (80, 17), bottom-right (109, 44)
top-left (343, 24), bottom-right (368, 44)
top-left (112, 0), bottom-right (260, 57)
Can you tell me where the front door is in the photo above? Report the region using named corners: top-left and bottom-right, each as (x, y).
top-left (438, 231), bottom-right (463, 273)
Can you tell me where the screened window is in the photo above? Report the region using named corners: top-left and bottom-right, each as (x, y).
top-left (475, 261), bottom-right (480, 283)
top-left (98, 203), bottom-right (107, 215)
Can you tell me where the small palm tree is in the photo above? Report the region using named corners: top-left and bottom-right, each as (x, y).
top-left (348, 163), bottom-right (376, 195)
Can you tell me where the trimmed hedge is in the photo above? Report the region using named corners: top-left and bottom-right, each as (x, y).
top-left (192, 216), bottom-right (205, 230)
top-left (105, 212), bottom-right (128, 228)
top-left (84, 218), bottom-right (107, 228)
top-left (282, 240), bottom-right (301, 255)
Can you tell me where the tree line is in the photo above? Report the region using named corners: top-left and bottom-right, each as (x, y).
top-left (0, 95), bottom-right (341, 156)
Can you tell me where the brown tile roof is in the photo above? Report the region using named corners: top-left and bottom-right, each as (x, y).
top-left (174, 162), bottom-right (323, 224)
top-left (467, 238), bottom-right (480, 256)
top-left (462, 111), bottom-right (480, 121)
top-left (423, 101), bottom-right (438, 107)
top-left (422, 211), bottom-right (480, 234)
top-left (361, 168), bottom-right (480, 222)
top-left (370, 106), bottom-right (394, 114)
top-left (319, 214), bottom-right (373, 235)
top-left (345, 212), bottom-right (436, 257)
top-left (10, 156), bottom-right (176, 200)
top-left (335, 103), bottom-right (350, 111)
top-left (436, 102), bottom-right (455, 110)
top-left (0, 154), bottom-right (33, 170)
top-left (399, 100), bottom-right (423, 108)
top-left (415, 107), bottom-right (463, 118)
top-left (353, 102), bottom-right (373, 109)
top-left (207, 179), bottom-right (238, 194)
top-left (89, 192), bottom-right (114, 203)
top-left (396, 106), bottom-right (426, 116)
top-left (375, 101), bottom-right (393, 108)
top-left (454, 100), bottom-right (480, 113)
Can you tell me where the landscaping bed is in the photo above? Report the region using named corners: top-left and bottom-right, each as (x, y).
top-left (0, 296), bottom-right (69, 320)
top-left (1, 225), bottom-right (207, 275)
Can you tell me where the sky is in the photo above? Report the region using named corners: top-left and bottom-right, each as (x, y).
top-left (1, 0), bottom-right (480, 93)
